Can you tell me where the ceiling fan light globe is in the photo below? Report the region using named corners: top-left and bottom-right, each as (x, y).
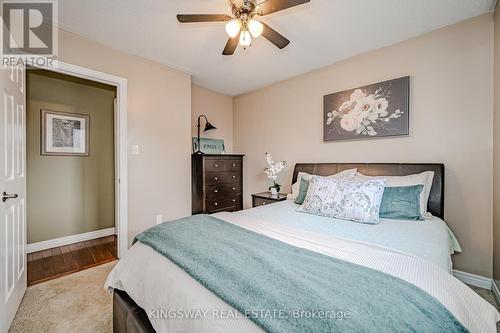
top-left (225, 19), bottom-right (241, 38)
top-left (249, 19), bottom-right (264, 38)
top-left (239, 30), bottom-right (252, 46)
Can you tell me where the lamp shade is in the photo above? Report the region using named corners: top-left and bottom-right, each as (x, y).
top-left (239, 30), bottom-right (252, 46)
top-left (225, 19), bottom-right (242, 38)
top-left (249, 19), bottom-right (264, 38)
top-left (203, 121), bottom-right (217, 132)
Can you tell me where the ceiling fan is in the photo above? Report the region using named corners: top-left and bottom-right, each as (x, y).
top-left (177, 0), bottom-right (310, 56)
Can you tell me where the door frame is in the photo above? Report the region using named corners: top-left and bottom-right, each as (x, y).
top-left (29, 60), bottom-right (128, 258)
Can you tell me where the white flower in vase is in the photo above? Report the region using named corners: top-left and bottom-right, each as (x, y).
top-left (264, 153), bottom-right (286, 195)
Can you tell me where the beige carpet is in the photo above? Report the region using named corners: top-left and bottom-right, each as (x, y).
top-left (9, 261), bottom-right (116, 333)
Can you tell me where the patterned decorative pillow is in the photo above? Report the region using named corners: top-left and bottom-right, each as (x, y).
top-left (288, 168), bottom-right (357, 201)
top-left (297, 176), bottom-right (386, 224)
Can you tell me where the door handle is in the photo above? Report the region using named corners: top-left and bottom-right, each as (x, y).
top-left (1, 192), bottom-right (18, 203)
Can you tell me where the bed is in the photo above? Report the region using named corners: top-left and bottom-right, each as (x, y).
top-left (106, 163), bottom-right (500, 333)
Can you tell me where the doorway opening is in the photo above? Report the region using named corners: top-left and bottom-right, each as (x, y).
top-left (0, 61), bottom-right (128, 330)
top-left (25, 68), bottom-right (116, 284)
top-left (24, 63), bottom-right (128, 285)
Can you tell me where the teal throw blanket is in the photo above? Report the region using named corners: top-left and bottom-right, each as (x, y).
top-left (134, 215), bottom-right (467, 333)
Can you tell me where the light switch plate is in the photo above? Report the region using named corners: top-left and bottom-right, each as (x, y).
top-left (156, 215), bottom-right (163, 225)
top-left (131, 144), bottom-right (140, 155)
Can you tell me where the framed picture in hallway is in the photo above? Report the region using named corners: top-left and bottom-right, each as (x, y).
top-left (41, 110), bottom-right (90, 156)
top-left (323, 76), bottom-right (410, 141)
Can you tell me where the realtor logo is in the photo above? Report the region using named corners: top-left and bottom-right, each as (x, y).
top-left (1, 0), bottom-right (57, 67)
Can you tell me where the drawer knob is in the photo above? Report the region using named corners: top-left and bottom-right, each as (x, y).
top-left (214, 164), bottom-right (218, 168)
top-left (232, 175), bottom-right (236, 179)
top-left (214, 189), bottom-right (218, 193)
top-left (214, 202), bottom-right (218, 206)
top-left (232, 199), bottom-right (236, 203)
top-left (214, 177), bottom-right (218, 181)
top-left (262, 202), bottom-right (266, 205)
top-left (232, 187), bottom-right (236, 191)
top-left (232, 163), bottom-right (236, 167)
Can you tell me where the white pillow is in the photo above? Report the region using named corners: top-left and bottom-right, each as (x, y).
top-left (353, 171), bottom-right (435, 215)
top-left (288, 168), bottom-right (357, 200)
top-left (297, 176), bottom-right (386, 224)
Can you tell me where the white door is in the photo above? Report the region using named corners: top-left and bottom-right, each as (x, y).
top-left (0, 65), bottom-right (26, 333)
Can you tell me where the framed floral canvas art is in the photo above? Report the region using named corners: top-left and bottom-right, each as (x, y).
top-left (324, 76), bottom-right (409, 141)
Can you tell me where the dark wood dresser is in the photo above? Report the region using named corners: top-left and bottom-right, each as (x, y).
top-left (192, 154), bottom-right (244, 214)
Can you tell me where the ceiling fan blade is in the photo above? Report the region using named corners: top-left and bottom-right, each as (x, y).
top-left (261, 23), bottom-right (290, 49)
top-left (256, 0), bottom-right (310, 16)
top-left (223, 33), bottom-right (241, 56)
top-left (177, 14), bottom-right (232, 23)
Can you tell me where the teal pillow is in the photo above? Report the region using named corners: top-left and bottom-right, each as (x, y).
top-left (294, 178), bottom-right (310, 205)
top-left (379, 185), bottom-right (424, 221)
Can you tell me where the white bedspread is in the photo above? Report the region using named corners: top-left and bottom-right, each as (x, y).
top-left (240, 200), bottom-right (461, 272)
top-left (105, 205), bottom-right (500, 333)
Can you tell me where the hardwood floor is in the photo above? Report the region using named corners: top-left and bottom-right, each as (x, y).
top-left (27, 235), bottom-right (117, 286)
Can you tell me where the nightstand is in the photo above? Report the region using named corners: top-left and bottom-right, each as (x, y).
top-left (251, 192), bottom-right (287, 207)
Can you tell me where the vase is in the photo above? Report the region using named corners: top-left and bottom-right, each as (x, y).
top-left (270, 187), bottom-right (278, 196)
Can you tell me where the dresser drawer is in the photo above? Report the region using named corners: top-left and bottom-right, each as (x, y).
top-left (205, 172), bottom-right (224, 185)
top-left (226, 182), bottom-right (241, 194)
top-left (225, 171), bottom-right (240, 183)
top-left (206, 183), bottom-right (241, 197)
top-left (207, 205), bottom-right (241, 214)
top-left (226, 196), bottom-right (242, 207)
top-left (253, 197), bottom-right (275, 207)
top-left (225, 160), bottom-right (242, 171)
top-left (206, 196), bottom-right (242, 212)
top-left (206, 171), bottom-right (241, 185)
top-left (251, 193), bottom-right (287, 208)
top-left (205, 159), bottom-right (242, 172)
top-left (205, 159), bottom-right (226, 172)
top-left (206, 184), bottom-right (224, 196)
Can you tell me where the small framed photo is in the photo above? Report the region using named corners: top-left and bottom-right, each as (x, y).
top-left (41, 109), bottom-right (90, 156)
top-left (192, 137), bottom-right (225, 154)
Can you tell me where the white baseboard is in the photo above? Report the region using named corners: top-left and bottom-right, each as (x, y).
top-left (492, 280), bottom-right (500, 303)
top-left (453, 269), bottom-right (492, 289)
top-left (26, 227), bottom-right (116, 253)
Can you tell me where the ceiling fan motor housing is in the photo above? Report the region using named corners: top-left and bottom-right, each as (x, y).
top-left (232, 1), bottom-right (257, 19)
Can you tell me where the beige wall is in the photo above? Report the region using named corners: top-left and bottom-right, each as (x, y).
top-left (494, 7), bottom-right (500, 284)
top-left (191, 84), bottom-right (234, 153)
top-left (58, 29), bottom-right (192, 244)
top-left (27, 72), bottom-right (115, 243)
top-left (234, 14), bottom-right (494, 277)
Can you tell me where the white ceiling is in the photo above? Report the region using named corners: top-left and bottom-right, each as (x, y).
top-left (58, 0), bottom-right (495, 96)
